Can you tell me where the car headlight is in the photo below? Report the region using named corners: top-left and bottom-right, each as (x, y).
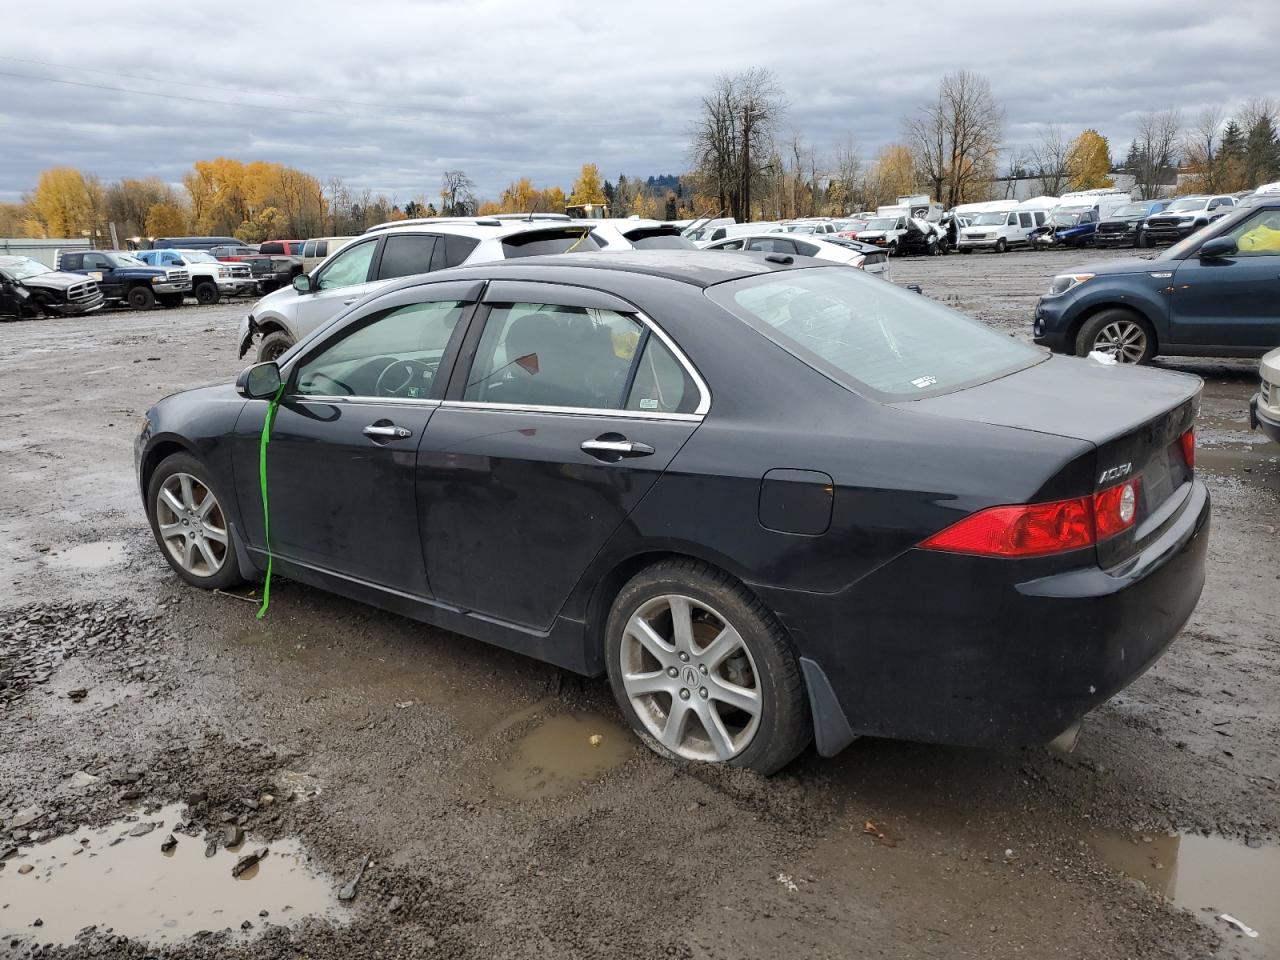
top-left (1047, 273), bottom-right (1095, 296)
top-left (151, 275), bottom-right (163, 284)
top-left (218, 268), bottom-right (230, 278)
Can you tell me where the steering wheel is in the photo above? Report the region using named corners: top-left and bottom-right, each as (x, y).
top-left (374, 358), bottom-right (436, 398)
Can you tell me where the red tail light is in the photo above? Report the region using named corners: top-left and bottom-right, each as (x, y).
top-left (921, 480), bottom-right (1140, 558)
top-left (1180, 428), bottom-right (1195, 470)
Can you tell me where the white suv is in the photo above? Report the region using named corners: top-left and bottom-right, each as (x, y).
top-left (238, 219), bottom-right (601, 361)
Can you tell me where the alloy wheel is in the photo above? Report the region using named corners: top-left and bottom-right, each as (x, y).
top-left (155, 473), bottom-right (228, 577)
top-left (1093, 320), bottom-right (1148, 363)
top-left (619, 594), bottom-right (762, 762)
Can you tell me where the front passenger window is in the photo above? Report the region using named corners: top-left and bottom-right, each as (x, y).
top-left (316, 241), bottom-right (376, 290)
top-left (294, 299), bottom-right (465, 398)
top-left (1226, 210), bottom-right (1280, 257)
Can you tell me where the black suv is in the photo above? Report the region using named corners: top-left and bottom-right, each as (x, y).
top-left (1034, 199), bottom-right (1280, 363)
top-left (1094, 199), bottom-right (1170, 248)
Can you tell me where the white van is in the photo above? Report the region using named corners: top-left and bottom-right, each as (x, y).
top-left (957, 206), bottom-right (1039, 253)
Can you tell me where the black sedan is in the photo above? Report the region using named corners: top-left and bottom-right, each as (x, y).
top-left (136, 252), bottom-right (1210, 774)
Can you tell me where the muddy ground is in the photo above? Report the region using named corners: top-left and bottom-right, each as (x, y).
top-left (1, 248), bottom-right (1277, 960)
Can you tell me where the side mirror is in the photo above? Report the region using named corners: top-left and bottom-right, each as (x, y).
top-left (1198, 236), bottom-right (1237, 259)
top-left (292, 273), bottom-right (315, 293)
top-left (236, 361), bottom-right (282, 399)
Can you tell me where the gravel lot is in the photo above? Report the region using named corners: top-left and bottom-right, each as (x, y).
top-left (1, 249), bottom-right (1277, 960)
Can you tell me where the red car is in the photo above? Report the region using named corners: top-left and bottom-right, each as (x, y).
top-left (258, 240), bottom-right (304, 256)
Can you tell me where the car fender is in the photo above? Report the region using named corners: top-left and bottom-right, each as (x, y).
top-left (1061, 279), bottom-right (1170, 343)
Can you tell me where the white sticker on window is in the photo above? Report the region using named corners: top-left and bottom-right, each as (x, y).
top-left (911, 375), bottom-right (937, 389)
top-left (638, 398), bottom-right (659, 410)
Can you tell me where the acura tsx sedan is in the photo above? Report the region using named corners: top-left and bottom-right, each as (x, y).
top-left (136, 251), bottom-right (1210, 774)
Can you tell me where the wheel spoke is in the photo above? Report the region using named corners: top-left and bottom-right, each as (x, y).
top-left (624, 670), bottom-right (672, 697)
top-left (158, 521), bottom-right (184, 541)
top-left (698, 703), bottom-right (735, 760)
top-left (202, 524), bottom-right (228, 545)
top-left (196, 488), bottom-right (218, 518)
top-left (708, 676), bottom-right (760, 716)
top-left (179, 474), bottom-right (195, 511)
top-left (698, 624), bottom-right (743, 669)
top-left (182, 537), bottom-right (197, 570)
top-left (159, 487), bottom-right (185, 518)
top-left (659, 699), bottom-right (691, 749)
top-left (628, 617), bottom-right (675, 664)
top-left (195, 539), bottom-right (221, 572)
top-left (667, 596), bottom-right (694, 651)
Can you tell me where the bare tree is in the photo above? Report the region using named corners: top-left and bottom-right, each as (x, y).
top-left (439, 170), bottom-right (477, 217)
top-left (1182, 106), bottom-right (1224, 192)
top-left (829, 135), bottom-right (863, 212)
top-left (907, 70), bottom-right (1004, 207)
top-left (692, 69), bottom-right (784, 221)
top-left (1131, 109), bottom-right (1182, 199)
top-left (1026, 124), bottom-right (1069, 196)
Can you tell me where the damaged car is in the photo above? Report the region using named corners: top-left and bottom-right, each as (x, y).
top-left (138, 251), bottom-right (1209, 774)
top-left (0, 255), bottom-right (105, 317)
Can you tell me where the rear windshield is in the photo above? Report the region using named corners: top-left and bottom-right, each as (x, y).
top-left (501, 230), bottom-right (601, 258)
top-left (624, 229), bottom-right (696, 250)
top-left (706, 268), bottom-right (1042, 401)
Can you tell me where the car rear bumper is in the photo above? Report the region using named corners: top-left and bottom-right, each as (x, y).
top-left (757, 479), bottom-right (1211, 753)
top-left (1251, 393), bottom-right (1280, 443)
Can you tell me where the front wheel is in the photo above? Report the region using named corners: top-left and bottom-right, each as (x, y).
top-left (127, 286), bottom-right (156, 310)
top-left (994, 238), bottom-right (1008, 253)
top-left (1075, 309), bottom-right (1156, 364)
top-left (605, 559), bottom-right (811, 775)
top-left (146, 452), bottom-right (244, 589)
top-left (194, 280), bottom-right (220, 305)
top-left (257, 330), bottom-right (295, 362)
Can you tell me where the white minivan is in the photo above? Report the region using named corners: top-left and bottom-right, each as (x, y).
top-left (957, 207), bottom-right (1041, 253)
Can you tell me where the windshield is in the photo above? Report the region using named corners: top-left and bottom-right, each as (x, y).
top-left (706, 267), bottom-right (1042, 401)
top-left (973, 213), bottom-right (1008, 225)
top-left (1111, 205), bottom-right (1147, 217)
top-left (5, 258), bottom-right (53, 279)
top-left (1050, 212), bottom-right (1082, 226)
top-left (784, 224), bottom-right (817, 234)
top-left (865, 218), bottom-right (898, 230)
top-left (1165, 197), bottom-right (1206, 213)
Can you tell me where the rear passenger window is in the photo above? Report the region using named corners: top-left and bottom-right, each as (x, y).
top-left (444, 234), bottom-right (480, 267)
top-left (793, 240), bottom-right (821, 257)
top-left (712, 239), bottom-right (745, 250)
top-left (464, 303), bottom-right (641, 410)
top-left (626, 337), bottom-right (699, 414)
top-left (1019, 213), bottom-right (1033, 227)
top-left (746, 237), bottom-right (797, 254)
top-left (377, 234), bottom-right (437, 281)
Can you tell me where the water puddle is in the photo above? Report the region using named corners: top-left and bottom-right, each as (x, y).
top-left (44, 540), bottom-right (127, 570)
top-left (0, 804), bottom-right (340, 946)
top-left (493, 712), bottom-right (634, 799)
top-left (1091, 830), bottom-right (1280, 954)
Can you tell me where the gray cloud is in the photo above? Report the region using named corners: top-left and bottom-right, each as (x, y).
top-left (1, 0), bottom-right (1277, 203)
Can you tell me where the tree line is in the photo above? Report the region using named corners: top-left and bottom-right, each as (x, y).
top-left (3, 75), bottom-right (1277, 243)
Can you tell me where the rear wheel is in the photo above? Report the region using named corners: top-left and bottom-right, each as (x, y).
top-left (257, 330), bottom-right (295, 362)
top-left (146, 452), bottom-right (244, 589)
top-left (1075, 309), bottom-right (1156, 364)
top-left (127, 286), bottom-right (156, 310)
top-left (193, 280), bottom-right (220, 305)
top-left (605, 559), bottom-right (811, 775)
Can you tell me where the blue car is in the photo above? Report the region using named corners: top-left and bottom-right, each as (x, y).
top-left (1034, 198), bottom-right (1280, 363)
top-left (1032, 207), bottom-right (1101, 248)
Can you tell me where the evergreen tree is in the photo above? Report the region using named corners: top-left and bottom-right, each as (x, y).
top-left (1217, 121), bottom-right (1247, 191)
top-left (1244, 115), bottom-right (1280, 186)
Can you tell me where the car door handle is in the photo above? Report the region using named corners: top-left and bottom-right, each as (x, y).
top-left (343, 297), bottom-right (358, 305)
top-left (363, 423), bottom-right (412, 439)
top-left (581, 438), bottom-right (655, 458)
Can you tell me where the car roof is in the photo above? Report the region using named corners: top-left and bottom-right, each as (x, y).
top-left (362, 218), bottom-right (594, 239)
top-left (386, 250), bottom-right (822, 293)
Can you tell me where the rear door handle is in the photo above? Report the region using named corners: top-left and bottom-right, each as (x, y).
top-left (343, 298), bottom-right (358, 305)
top-left (363, 423), bottom-right (412, 439)
top-left (581, 438), bottom-right (655, 459)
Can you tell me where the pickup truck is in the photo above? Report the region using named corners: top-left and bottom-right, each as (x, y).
top-left (0, 255), bottom-right (104, 318)
top-left (134, 249), bottom-right (257, 304)
top-left (56, 250), bottom-right (191, 309)
top-left (210, 243), bottom-right (303, 293)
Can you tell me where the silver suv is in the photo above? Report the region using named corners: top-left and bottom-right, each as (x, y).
top-left (238, 219), bottom-right (600, 361)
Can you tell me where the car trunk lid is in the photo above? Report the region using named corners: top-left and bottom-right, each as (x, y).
top-left (897, 355), bottom-right (1200, 567)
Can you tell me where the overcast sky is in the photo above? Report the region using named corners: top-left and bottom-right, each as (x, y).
top-left (1, 0), bottom-right (1277, 204)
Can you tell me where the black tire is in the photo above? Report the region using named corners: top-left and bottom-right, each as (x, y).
top-left (887, 241), bottom-right (898, 257)
top-left (959, 247), bottom-right (972, 254)
top-left (257, 330), bottom-right (295, 362)
top-left (159, 294), bottom-right (184, 308)
top-left (994, 238), bottom-right (1008, 253)
top-left (194, 280), bottom-right (220, 305)
top-left (145, 452), bottom-right (245, 590)
top-left (127, 285), bottom-right (156, 310)
top-left (604, 558), bottom-right (811, 775)
top-left (1074, 308), bottom-right (1156, 364)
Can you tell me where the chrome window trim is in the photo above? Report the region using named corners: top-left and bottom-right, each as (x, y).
top-left (439, 400), bottom-right (702, 423)
top-left (294, 395), bottom-right (441, 408)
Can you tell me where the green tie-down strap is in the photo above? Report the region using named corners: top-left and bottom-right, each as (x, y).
top-left (256, 384), bottom-right (287, 620)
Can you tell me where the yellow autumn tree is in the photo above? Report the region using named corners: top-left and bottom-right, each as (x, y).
top-left (865, 145), bottom-right (916, 206)
top-left (569, 164), bottom-right (606, 205)
top-left (1066, 130), bottom-right (1114, 190)
top-left (28, 167), bottom-right (100, 238)
top-left (144, 202), bottom-right (189, 237)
